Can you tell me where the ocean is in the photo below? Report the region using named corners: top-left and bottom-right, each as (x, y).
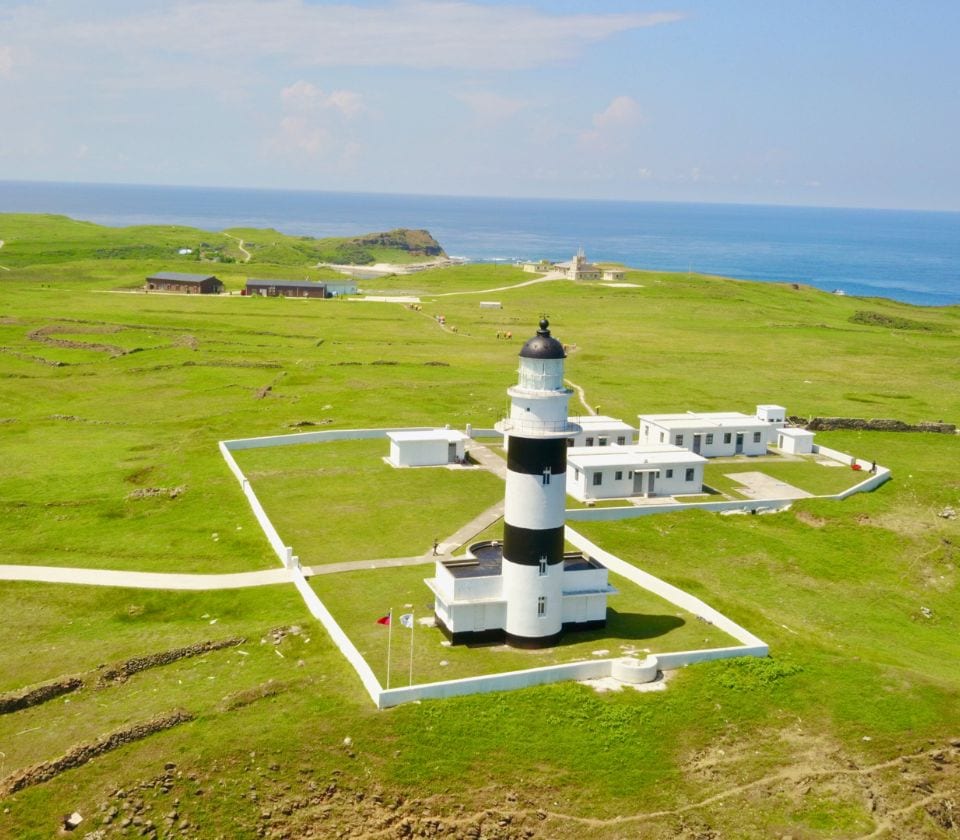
top-left (1, 180), bottom-right (958, 307)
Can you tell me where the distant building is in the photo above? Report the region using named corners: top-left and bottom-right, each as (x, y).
top-left (246, 278), bottom-right (328, 298)
top-left (638, 405), bottom-right (786, 457)
top-left (521, 249), bottom-right (624, 282)
top-left (145, 272), bottom-right (223, 294)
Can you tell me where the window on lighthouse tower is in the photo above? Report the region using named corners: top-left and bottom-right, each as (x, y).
top-left (538, 556), bottom-right (548, 576)
top-left (542, 466), bottom-right (551, 485)
top-left (537, 596), bottom-right (547, 617)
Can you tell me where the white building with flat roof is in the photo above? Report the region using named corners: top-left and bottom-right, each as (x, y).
top-left (567, 415), bottom-right (636, 448)
top-left (566, 443), bottom-right (707, 501)
top-left (775, 427), bottom-right (815, 454)
top-left (638, 405), bottom-right (786, 458)
top-left (387, 429), bottom-right (468, 467)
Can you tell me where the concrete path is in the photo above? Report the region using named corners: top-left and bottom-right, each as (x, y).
top-left (301, 555), bottom-right (432, 576)
top-left (723, 472), bottom-right (812, 500)
top-left (466, 442), bottom-right (508, 479)
top-left (0, 565), bottom-right (292, 590)
top-left (432, 271), bottom-right (564, 297)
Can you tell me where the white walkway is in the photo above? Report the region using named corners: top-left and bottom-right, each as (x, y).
top-left (0, 565), bottom-right (292, 590)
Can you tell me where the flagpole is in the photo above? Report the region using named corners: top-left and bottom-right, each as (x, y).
top-left (386, 607), bottom-right (393, 690)
top-left (408, 608), bottom-right (415, 686)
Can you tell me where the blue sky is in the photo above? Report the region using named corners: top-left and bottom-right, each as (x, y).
top-left (1, 0), bottom-right (957, 210)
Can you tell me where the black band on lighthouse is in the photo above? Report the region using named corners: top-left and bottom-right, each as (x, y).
top-left (507, 436), bottom-right (567, 476)
top-left (502, 522), bottom-right (565, 566)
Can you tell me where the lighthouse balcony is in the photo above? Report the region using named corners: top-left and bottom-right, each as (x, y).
top-left (496, 417), bottom-right (579, 438)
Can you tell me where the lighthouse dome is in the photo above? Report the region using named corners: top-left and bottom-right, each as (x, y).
top-left (519, 319), bottom-right (565, 360)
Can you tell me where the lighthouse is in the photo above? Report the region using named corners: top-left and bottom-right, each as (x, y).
top-left (498, 318), bottom-right (580, 647)
top-left (427, 318), bottom-right (613, 647)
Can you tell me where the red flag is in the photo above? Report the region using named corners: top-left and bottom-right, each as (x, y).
top-left (376, 615), bottom-right (391, 625)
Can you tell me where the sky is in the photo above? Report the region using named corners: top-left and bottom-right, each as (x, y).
top-left (1, 0), bottom-right (958, 210)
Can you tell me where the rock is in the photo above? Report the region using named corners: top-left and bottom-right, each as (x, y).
top-left (62, 811), bottom-right (83, 830)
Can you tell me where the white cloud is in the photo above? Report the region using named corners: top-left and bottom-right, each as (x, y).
top-left (0, 46), bottom-right (15, 78)
top-left (267, 116), bottom-right (332, 156)
top-left (281, 81), bottom-right (367, 118)
top-left (57, 1), bottom-right (683, 72)
top-left (579, 95), bottom-right (642, 151)
top-left (457, 90), bottom-right (527, 123)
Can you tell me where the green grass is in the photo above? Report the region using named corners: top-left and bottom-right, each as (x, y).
top-left (703, 455), bottom-right (870, 498)
top-left (310, 563), bottom-right (737, 685)
top-left (1, 215), bottom-right (959, 838)
top-left (234, 439), bottom-right (504, 564)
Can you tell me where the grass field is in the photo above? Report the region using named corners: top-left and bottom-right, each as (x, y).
top-left (1, 214), bottom-right (958, 838)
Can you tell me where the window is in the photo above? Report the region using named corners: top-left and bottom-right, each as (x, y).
top-left (705, 433), bottom-right (714, 445)
top-left (753, 431), bottom-right (762, 443)
top-left (585, 437), bottom-right (594, 447)
top-left (627, 471), bottom-right (633, 478)
top-left (592, 472), bottom-right (603, 486)
top-left (537, 596), bottom-right (546, 617)
top-left (659, 432), bottom-right (665, 443)
top-left (674, 434), bottom-right (684, 446)
top-left (617, 436), bottom-right (626, 445)
top-left (542, 466), bottom-right (551, 485)
top-left (665, 469), bottom-right (674, 478)
top-left (538, 556), bottom-right (548, 576)
top-left (615, 471), bottom-right (623, 481)
top-left (685, 468), bottom-right (695, 481)
top-left (723, 432), bottom-right (732, 444)
top-left (599, 437), bottom-right (608, 447)
top-left (574, 468), bottom-right (580, 479)
top-left (643, 426), bottom-right (649, 438)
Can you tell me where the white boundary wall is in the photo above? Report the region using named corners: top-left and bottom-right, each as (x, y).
top-left (217, 425), bottom-right (861, 709)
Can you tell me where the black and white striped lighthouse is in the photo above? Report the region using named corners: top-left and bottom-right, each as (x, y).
top-left (497, 319), bottom-right (579, 647)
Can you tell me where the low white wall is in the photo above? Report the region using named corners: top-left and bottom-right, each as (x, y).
top-left (291, 568), bottom-right (383, 705)
top-left (565, 527), bottom-right (768, 650)
top-left (223, 427), bottom-right (434, 451)
top-left (377, 658), bottom-right (611, 708)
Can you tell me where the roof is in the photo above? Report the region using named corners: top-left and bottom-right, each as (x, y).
top-left (778, 427), bottom-right (815, 438)
top-left (519, 318), bottom-right (565, 360)
top-left (572, 415), bottom-right (635, 432)
top-left (387, 429), bottom-right (468, 444)
top-left (147, 272), bottom-right (219, 283)
top-left (246, 278), bottom-right (327, 289)
top-left (638, 411), bottom-right (771, 431)
top-left (568, 444), bottom-right (706, 469)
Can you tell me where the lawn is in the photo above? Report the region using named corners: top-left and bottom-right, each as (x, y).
top-left (703, 454), bottom-right (872, 498)
top-left (310, 562), bottom-right (738, 686)
top-left (234, 439), bottom-right (504, 564)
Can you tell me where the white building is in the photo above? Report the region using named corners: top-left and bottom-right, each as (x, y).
top-left (568, 415), bottom-right (635, 447)
top-left (638, 405), bottom-right (786, 458)
top-left (428, 319), bottom-right (614, 647)
top-left (521, 249), bottom-right (624, 282)
top-left (776, 427), bottom-right (815, 454)
top-left (566, 444), bottom-right (707, 501)
top-left (387, 429), bottom-right (467, 467)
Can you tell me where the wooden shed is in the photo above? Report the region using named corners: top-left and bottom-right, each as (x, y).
top-left (145, 272), bottom-right (223, 294)
top-left (246, 279), bottom-right (328, 298)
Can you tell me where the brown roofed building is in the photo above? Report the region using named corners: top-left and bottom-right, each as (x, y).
top-left (245, 278), bottom-right (328, 298)
top-left (145, 272), bottom-right (224, 294)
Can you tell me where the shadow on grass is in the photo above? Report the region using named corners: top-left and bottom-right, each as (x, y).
top-left (548, 609), bottom-right (686, 649)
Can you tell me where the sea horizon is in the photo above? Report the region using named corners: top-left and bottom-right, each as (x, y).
top-left (2, 179), bottom-right (958, 307)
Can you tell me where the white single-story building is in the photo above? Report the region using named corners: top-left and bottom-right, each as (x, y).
top-left (776, 427), bottom-right (815, 454)
top-left (568, 415), bottom-right (636, 448)
top-left (566, 444), bottom-right (707, 501)
top-left (637, 405), bottom-right (786, 458)
top-left (426, 547), bottom-right (616, 645)
top-left (387, 429), bottom-right (468, 467)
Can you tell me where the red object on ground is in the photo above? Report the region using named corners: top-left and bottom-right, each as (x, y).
top-left (851, 463), bottom-right (862, 471)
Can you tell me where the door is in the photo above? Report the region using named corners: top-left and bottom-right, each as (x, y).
top-left (693, 434), bottom-right (702, 454)
top-left (448, 442), bottom-right (457, 463)
top-left (633, 471), bottom-right (645, 495)
top-left (735, 433), bottom-right (744, 454)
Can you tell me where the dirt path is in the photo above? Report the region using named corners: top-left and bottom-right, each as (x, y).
top-left (0, 564), bottom-right (291, 590)
top-left (432, 271), bottom-right (564, 297)
top-left (224, 233), bottom-right (251, 263)
top-left (565, 377), bottom-right (595, 415)
top-left (0, 239), bottom-right (9, 271)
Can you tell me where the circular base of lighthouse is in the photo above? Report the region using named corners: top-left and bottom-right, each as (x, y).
top-left (504, 630), bottom-right (563, 649)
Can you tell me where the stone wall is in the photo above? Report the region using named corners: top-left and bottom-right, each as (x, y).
top-left (0, 710), bottom-right (193, 796)
top-left (0, 676), bottom-right (84, 715)
top-left (790, 416), bottom-right (956, 434)
top-left (96, 637), bottom-right (244, 686)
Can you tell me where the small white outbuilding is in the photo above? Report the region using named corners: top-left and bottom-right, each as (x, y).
top-left (387, 429), bottom-right (468, 467)
top-left (776, 427), bottom-right (815, 454)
